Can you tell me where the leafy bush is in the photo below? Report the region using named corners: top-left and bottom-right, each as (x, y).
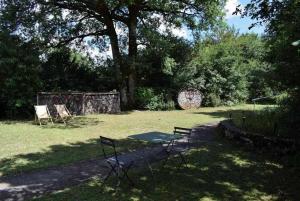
top-left (205, 93), bottom-right (221, 107)
top-left (135, 87), bottom-right (156, 109)
top-left (163, 100), bottom-right (176, 110)
top-left (145, 94), bottom-right (164, 110)
top-left (135, 87), bottom-right (175, 110)
top-left (186, 28), bottom-right (275, 106)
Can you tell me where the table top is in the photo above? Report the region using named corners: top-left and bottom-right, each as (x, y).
top-left (129, 131), bottom-right (181, 143)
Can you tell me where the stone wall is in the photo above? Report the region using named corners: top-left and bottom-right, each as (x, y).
top-left (218, 120), bottom-right (298, 154)
top-left (37, 92), bottom-right (120, 115)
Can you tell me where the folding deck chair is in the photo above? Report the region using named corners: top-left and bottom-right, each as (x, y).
top-left (54, 104), bottom-right (72, 124)
top-left (100, 136), bottom-right (135, 186)
top-left (34, 105), bottom-right (54, 126)
top-left (162, 127), bottom-right (192, 169)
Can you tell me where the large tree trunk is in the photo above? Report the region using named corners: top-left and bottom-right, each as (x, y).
top-left (99, 3), bottom-right (128, 107)
top-left (109, 33), bottom-right (128, 107)
top-left (127, 6), bottom-right (138, 107)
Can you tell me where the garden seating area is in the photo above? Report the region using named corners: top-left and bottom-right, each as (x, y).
top-left (0, 105), bottom-right (299, 201)
top-left (34, 104), bottom-right (73, 125)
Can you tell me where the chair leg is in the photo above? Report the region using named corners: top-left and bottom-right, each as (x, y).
top-left (62, 117), bottom-right (66, 125)
top-left (102, 168), bottom-right (114, 184)
top-left (162, 151), bottom-right (171, 168)
top-left (119, 162), bottom-right (134, 186)
top-left (179, 153), bottom-right (188, 169)
top-left (102, 164), bottom-right (121, 188)
top-left (50, 117), bottom-right (54, 125)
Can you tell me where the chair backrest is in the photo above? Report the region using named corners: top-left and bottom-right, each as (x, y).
top-left (34, 105), bottom-right (51, 119)
top-left (100, 136), bottom-right (118, 162)
top-left (174, 127), bottom-right (192, 148)
top-left (174, 127), bottom-right (192, 136)
top-left (54, 104), bottom-right (71, 117)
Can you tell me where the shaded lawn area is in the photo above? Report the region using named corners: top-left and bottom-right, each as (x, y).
top-left (0, 105), bottom-right (265, 176)
top-left (34, 135), bottom-right (300, 201)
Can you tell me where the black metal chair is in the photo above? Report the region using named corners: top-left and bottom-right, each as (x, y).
top-left (162, 127), bottom-right (192, 169)
top-left (174, 127), bottom-right (192, 147)
top-left (100, 136), bottom-right (135, 186)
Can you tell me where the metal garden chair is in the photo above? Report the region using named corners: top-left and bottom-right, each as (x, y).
top-left (162, 127), bottom-right (192, 169)
top-left (100, 136), bottom-right (135, 186)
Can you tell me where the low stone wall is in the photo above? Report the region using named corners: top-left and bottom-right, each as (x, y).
top-left (37, 92), bottom-right (121, 115)
top-left (218, 120), bottom-right (298, 154)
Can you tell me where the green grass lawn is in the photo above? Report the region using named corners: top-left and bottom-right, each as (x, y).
top-left (0, 104), bottom-right (264, 176)
top-left (34, 135), bottom-right (300, 201)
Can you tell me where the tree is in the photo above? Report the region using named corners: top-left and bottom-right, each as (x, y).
top-left (240, 0), bottom-right (300, 95)
top-left (239, 0), bottom-right (300, 135)
top-left (1, 0), bottom-right (225, 108)
top-left (186, 27), bottom-right (273, 106)
top-left (0, 31), bottom-right (41, 118)
top-left (41, 48), bottom-right (117, 92)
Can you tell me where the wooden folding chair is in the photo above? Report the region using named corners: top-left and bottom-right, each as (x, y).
top-left (34, 105), bottom-right (54, 126)
top-left (54, 104), bottom-right (72, 124)
top-left (100, 136), bottom-right (135, 187)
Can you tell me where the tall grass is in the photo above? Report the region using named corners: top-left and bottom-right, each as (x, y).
top-left (232, 106), bottom-right (294, 138)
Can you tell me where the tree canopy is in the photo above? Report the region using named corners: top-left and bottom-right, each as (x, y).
top-left (1, 0), bottom-right (225, 107)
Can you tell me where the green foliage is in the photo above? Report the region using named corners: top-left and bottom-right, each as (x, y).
top-left (135, 87), bottom-right (175, 111)
top-left (0, 32), bottom-right (41, 118)
top-left (41, 48), bottom-right (117, 92)
top-left (242, 0), bottom-right (300, 135)
top-left (1, 0), bottom-right (226, 107)
top-left (137, 35), bottom-right (193, 90)
top-left (206, 93), bottom-right (222, 107)
top-left (162, 57), bottom-right (176, 76)
top-left (187, 27), bottom-right (274, 106)
top-left (135, 87), bottom-right (156, 109)
top-left (232, 105), bottom-right (299, 140)
top-left (145, 93), bottom-right (165, 111)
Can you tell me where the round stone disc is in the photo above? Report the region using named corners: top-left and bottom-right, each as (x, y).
top-left (178, 88), bottom-right (202, 110)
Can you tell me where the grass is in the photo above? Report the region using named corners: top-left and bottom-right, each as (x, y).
top-left (0, 104), bottom-right (265, 176)
top-left (34, 134), bottom-right (300, 201)
top-left (231, 105), bottom-right (294, 138)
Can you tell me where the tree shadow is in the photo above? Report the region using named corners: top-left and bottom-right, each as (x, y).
top-left (0, 138), bottom-right (148, 177)
top-left (41, 116), bottom-right (103, 129)
top-left (32, 137), bottom-right (300, 201)
top-left (0, 129), bottom-right (299, 201)
top-left (193, 109), bottom-right (256, 120)
top-left (0, 116), bottom-right (103, 129)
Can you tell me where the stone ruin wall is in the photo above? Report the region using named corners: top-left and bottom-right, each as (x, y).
top-left (37, 92), bottom-right (121, 116)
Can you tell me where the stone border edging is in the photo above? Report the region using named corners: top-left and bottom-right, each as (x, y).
top-left (218, 120), bottom-right (298, 154)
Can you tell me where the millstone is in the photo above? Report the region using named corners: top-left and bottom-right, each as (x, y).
top-left (177, 88), bottom-right (202, 110)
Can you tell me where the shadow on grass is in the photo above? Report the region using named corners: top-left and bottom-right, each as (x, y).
top-left (0, 116), bottom-right (103, 129)
top-left (0, 137), bottom-right (148, 177)
top-left (194, 109), bottom-right (256, 120)
top-left (41, 116), bottom-right (103, 129)
top-left (34, 138), bottom-right (300, 201)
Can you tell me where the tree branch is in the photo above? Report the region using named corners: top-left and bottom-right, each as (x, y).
top-left (51, 29), bottom-right (109, 47)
